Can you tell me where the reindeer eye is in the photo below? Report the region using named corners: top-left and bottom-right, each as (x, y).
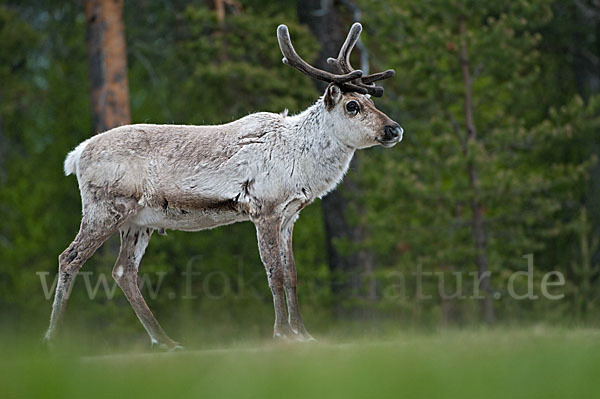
top-left (345, 100), bottom-right (360, 115)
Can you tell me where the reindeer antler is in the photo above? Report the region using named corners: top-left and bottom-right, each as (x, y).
top-left (277, 25), bottom-right (363, 84)
top-left (277, 23), bottom-right (395, 97)
top-left (326, 23), bottom-right (395, 97)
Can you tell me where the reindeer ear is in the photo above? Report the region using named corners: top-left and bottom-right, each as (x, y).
top-left (324, 83), bottom-right (343, 110)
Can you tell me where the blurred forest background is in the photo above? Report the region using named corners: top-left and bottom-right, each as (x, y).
top-left (0, 0), bottom-right (599, 347)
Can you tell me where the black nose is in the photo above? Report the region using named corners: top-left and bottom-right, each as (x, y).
top-left (383, 123), bottom-right (403, 142)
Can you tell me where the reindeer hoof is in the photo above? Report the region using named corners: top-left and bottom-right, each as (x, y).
top-left (293, 331), bottom-right (317, 342)
top-left (40, 333), bottom-right (56, 353)
top-left (273, 325), bottom-right (317, 343)
top-left (289, 325), bottom-right (316, 342)
top-left (298, 334), bottom-right (317, 342)
top-left (273, 324), bottom-right (296, 341)
top-left (151, 339), bottom-right (184, 352)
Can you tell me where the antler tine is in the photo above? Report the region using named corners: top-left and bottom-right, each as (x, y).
top-left (342, 82), bottom-right (373, 95)
top-left (277, 25), bottom-right (363, 84)
top-left (326, 22), bottom-right (362, 74)
top-left (356, 68), bottom-right (395, 97)
top-left (323, 22), bottom-right (394, 97)
top-left (362, 69), bottom-right (396, 84)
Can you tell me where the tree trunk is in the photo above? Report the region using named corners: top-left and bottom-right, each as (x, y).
top-left (84, 0), bottom-right (131, 256)
top-left (572, 0), bottom-right (600, 308)
top-left (572, 0), bottom-right (600, 99)
top-left (458, 16), bottom-right (494, 324)
top-left (85, 0), bottom-right (131, 134)
top-left (297, 0), bottom-right (376, 316)
top-left (211, 0), bottom-right (242, 24)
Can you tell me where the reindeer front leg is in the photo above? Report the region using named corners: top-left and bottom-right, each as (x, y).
top-left (280, 218), bottom-right (315, 341)
top-left (253, 215), bottom-right (294, 339)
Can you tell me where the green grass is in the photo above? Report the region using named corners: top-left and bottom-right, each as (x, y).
top-left (2, 328), bottom-right (600, 398)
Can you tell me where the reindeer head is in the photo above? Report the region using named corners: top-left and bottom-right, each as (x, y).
top-left (277, 23), bottom-right (403, 149)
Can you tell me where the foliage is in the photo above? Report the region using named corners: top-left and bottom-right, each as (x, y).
top-left (354, 0), bottom-right (600, 322)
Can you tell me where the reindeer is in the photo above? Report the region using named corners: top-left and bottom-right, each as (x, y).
top-left (44, 23), bottom-right (402, 350)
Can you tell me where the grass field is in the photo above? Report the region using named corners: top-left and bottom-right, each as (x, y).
top-left (2, 327), bottom-right (599, 398)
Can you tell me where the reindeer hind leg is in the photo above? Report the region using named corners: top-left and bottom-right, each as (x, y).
top-left (112, 225), bottom-right (181, 350)
top-left (44, 198), bottom-right (138, 343)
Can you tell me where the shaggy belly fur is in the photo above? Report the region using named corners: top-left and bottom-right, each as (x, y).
top-left (130, 206), bottom-right (249, 232)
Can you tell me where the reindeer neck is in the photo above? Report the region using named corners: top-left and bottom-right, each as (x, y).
top-left (285, 98), bottom-right (356, 197)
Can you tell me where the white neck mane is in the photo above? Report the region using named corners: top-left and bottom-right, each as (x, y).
top-left (283, 98), bottom-right (356, 199)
